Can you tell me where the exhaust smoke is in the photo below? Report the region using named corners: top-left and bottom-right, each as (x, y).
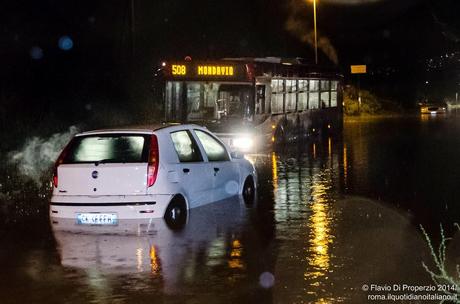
top-left (8, 126), bottom-right (79, 185)
top-left (285, 0), bottom-right (339, 65)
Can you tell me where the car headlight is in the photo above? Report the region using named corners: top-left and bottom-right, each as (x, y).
top-left (232, 136), bottom-right (254, 151)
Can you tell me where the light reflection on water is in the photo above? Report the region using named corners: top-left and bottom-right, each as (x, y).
top-left (2, 116), bottom-right (460, 303)
top-left (270, 137), bottom-right (342, 303)
top-left (307, 184), bottom-right (331, 281)
top-left (228, 239), bottom-right (244, 269)
top-left (149, 245), bottom-right (160, 275)
top-left (343, 143), bottom-right (348, 189)
top-left (45, 197), bottom-right (261, 302)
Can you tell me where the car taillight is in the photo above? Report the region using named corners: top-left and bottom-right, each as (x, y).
top-left (53, 140), bottom-right (73, 188)
top-left (52, 170), bottom-right (58, 188)
top-left (147, 134), bottom-right (159, 187)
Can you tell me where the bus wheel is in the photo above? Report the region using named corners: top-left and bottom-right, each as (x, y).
top-left (296, 121), bottom-right (306, 141)
top-left (164, 195), bottom-right (187, 230)
top-left (274, 126), bottom-right (285, 146)
top-left (242, 176), bottom-right (255, 205)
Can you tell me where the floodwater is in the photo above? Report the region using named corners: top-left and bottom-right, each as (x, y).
top-left (1, 115), bottom-right (460, 303)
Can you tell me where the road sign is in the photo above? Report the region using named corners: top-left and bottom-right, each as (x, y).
top-left (351, 65), bottom-right (367, 74)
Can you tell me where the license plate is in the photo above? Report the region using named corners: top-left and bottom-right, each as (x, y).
top-left (76, 213), bottom-right (118, 225)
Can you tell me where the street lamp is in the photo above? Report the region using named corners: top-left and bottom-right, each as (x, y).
top-left (311, 0), bottom-right (318, 64)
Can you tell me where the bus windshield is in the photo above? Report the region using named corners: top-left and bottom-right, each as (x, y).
top-left (165, 81), bottom-right (253, 122)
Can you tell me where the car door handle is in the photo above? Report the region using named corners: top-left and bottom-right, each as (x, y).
top-left (213, 167), bottom-right (220, 176)
top-left (183, 168), bottom-right (190, 173)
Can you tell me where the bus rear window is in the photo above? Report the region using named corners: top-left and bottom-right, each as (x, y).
top-left (63, 134), bottom-right (150, 164)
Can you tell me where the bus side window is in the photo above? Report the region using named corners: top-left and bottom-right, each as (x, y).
top-left (286, 80), bottom-right (296, 113)
top-left (256, 85), bottom-right (265, 114)
top-left (298, 80), bottom-right (308, 111)
top-left (320, 80), bottom-right (331, 108)
top-left (309, 80), bottom-right (320, 109)
top-left (331, 81), bottom-right (338, 107)
top-left (271, 79), bottom-right (283, 114)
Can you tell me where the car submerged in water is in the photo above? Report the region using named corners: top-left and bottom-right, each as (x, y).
top-left (50, 124), bottom-right (257, 227)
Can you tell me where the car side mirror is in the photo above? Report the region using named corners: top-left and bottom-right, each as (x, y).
top-left (231, 151), bottom-right (245, 159)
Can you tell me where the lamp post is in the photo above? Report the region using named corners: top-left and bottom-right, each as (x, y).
top-left (312, 0), bottom-right (318, 64)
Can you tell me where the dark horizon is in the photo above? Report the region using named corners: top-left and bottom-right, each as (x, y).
top-left (1, 0), bottom-right (460, 149)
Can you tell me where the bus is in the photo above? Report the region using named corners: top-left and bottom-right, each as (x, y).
top-left (156, 57), bottom-right (343, 152)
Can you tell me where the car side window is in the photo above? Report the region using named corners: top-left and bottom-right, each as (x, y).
top-left (170, 130), bottom-right (203, 162)
top-left (194, 130), bottom-right (230, 162)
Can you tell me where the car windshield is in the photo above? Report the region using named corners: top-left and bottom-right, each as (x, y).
top-left (63, 134), bottom-right (150, 164)
top-left (165, 82), bottom-right (254, 122)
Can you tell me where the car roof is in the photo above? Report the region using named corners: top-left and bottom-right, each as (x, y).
top-left (76, 123), bottom-right (207, 136)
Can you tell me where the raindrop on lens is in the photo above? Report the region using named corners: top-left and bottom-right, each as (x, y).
top-left (225, 181), bottom-right (239, 195)
top-left (58, 36), bottom-right (74, 51)
top-left (259, 272), bottom-right (275, 289)
top-left (30, 46), bottom-right (44, 60)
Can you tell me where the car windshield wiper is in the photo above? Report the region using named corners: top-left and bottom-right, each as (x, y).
top-left (94, 159), bottom-right (115, 165)
top-left (94, 158), bottom-right (131, 165)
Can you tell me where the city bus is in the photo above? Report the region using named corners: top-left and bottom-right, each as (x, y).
top-left (156, 57), bottom-right (343, 152)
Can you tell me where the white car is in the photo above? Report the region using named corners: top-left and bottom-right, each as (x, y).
top-left (50, 124), bottom-right (257, 226)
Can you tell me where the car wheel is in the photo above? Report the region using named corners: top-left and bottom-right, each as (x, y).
top-left (164, 196), bottom-right (187, 230)
top-left (242, 176), bottom-right (255, 205)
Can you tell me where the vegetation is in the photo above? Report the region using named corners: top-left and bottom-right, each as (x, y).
top-left (421, 224), bottom-right (460, 303)
top-left (343, 85), bottom-right (403, 116)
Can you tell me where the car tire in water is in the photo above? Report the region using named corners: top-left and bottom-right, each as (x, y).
top-left (242, 176), bottom-right (255, 205)
top-left (164, 196), bottom-right (187, 230)
top-left (274, 120), bottom-right (286, 147)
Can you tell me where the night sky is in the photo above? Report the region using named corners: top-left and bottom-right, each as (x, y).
top-left (1, 0), bottom-right (459, 147)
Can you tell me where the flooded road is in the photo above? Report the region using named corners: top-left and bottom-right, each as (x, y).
top-left (1, 115), bottom-right (460, 303)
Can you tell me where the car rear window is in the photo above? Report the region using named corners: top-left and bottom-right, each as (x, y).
top-left (63, 134), bottom-right (150, 164)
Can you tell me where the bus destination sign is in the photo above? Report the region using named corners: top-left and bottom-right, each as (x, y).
top-left (171, 64), bottom-right (187, 75)
top-left (169, 62), bottom-right (241, 80)
top-left (197, 65), bottom-right (234, 76)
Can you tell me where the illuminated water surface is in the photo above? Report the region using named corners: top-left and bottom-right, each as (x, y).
top-left (1, 115), bottom-right (460, 303)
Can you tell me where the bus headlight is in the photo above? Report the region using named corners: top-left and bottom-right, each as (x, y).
top-left (233, 136), bottom-right (254, 151)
